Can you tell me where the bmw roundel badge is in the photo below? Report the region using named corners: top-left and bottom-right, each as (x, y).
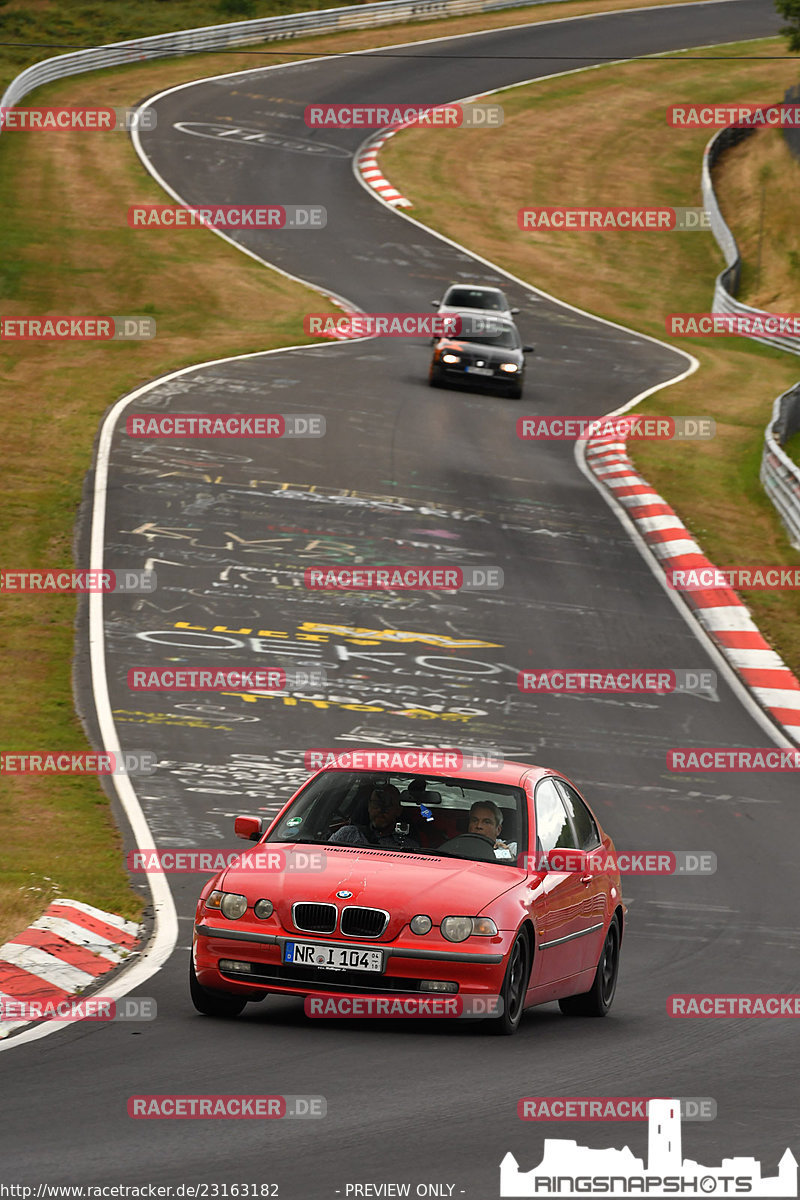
top-left (336, 890), bottom-right (353, 899)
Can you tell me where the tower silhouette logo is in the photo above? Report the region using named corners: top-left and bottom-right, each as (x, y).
top-left (501, 1098), bottom-right (797, 1197)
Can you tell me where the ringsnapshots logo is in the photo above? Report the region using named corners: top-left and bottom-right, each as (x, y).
top-left (517, 415), bottom-right (715, 440)
top-left (304, 566), bottom-right (503, 591)
top-left (518, 207), bottom-right (710, 231)
top-left (304, 995), bottom-right (503, 1017)
top-left (128, 204), bottom-right (326, 229)
top-left (518, 669), bottom-right (716, 695)
top-left (0, 751), bottom-right (157, 776)
top-left (500, 1099), bottom-right (797, 1198)
top-left (128, 1095), bottom-right (326, 1119)
top-left (0, 317), bottom-right (155, 340)
top-left (0, 569), bottom-right (155, 594)
top-left (303, 747), bottom-right (505, 772)
top-left (125, 413), bottom-right (324, 438)
top-left (0, 106), bottom-right (156, 132)
top-left (0, 997), bottom-right (157, 1023)
top-left (127, 847), bottom-right (326, 872)
top-left (518, 1098), bottom-right (717, 1122)
top-left (127, 666), bottom-right (326, 691)
top-left (304, 102), bottom-right (503, 128)
top-left (304, 312), bottom-right (505, 338)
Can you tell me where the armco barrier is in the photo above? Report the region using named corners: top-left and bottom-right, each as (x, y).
top-left (702, 123), bottom-right (800, 356)
top-left (760, 383), bottom-right (800, 549)
top-left (0, 0), bottom-right (552, 119)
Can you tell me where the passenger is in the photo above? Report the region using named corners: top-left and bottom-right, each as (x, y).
top-left (467, 800), bottom-right (517, 860)
top-left (329, 784), bottom-right (420, 850)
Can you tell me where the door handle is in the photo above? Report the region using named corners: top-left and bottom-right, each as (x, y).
top-left (580, 873), bottom-right (593, 886)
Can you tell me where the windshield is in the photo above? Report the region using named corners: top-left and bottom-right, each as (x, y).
top-left (444, 287), bottom-right (506, 311)
top-left (265, 770), bottom-right (527, 864)
top-left (449, 328), bottom-right (520, 349)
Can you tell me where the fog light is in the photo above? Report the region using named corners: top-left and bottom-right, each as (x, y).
top-left (410, 914), bottom-right (432, 935)
top-left (219, 959), bottom-right (252, 973)
top-left (420, 981), bottom-right (458, 993)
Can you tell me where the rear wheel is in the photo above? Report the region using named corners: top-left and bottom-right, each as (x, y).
top-left (190, 956), bottom-right (247, 1018)
top-left (486, 929), bottom-right (532, 1035)
top-left (558, 916), bottom-right (620, 1017)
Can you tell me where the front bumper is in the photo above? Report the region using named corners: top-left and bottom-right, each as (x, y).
top-left (194, 921), bottom-right (507, 999)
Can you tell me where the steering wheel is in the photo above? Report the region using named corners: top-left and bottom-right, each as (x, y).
top-left (436, 833), bottom-right (497, 861)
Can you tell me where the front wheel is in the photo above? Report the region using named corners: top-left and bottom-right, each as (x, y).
top-left (486, 929), bottom-right (532, 1035)
top-left (506, 383), bottom-right (523, 400)
top-left (190, 955), bottom-right (247, 1018)
top-left (558, 916), bottom-right (620, 1017)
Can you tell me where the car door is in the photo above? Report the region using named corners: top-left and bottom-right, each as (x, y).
top-left (531, 777), bottom-right (603, 982)
top-left (554, 778), bottom-right (608, 972)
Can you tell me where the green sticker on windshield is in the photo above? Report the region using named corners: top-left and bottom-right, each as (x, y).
top-left (286, 816), bottom-right (303, 827)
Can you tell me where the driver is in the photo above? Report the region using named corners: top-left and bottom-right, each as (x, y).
top-left (329, 784), bottom-right (420, 850)
top-left (467, 800), bottom-right (517, 861)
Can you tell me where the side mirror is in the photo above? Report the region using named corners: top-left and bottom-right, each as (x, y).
top-left (510, 307), bottom-right (520, 315)
top-left (430, 299), bottom-right (441, 307)
top-left (523, 345), bottom-right (535, 354)
top-left (234, 815), bottom-right (262, 842)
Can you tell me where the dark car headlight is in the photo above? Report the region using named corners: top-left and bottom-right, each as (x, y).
top-left (441, 353), bottom-right (461, 364)
top-left (440, 916), bottom-right (498, 942)
top-left (206, 890), bottom-right (247, 920)
top-left (499, 362), bottom-right (520, 373)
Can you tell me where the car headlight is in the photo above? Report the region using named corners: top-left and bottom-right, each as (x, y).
top-left (440, 916), bottom-right (498, 942)
top-left (254, 898), bottom-right (274, 920)
top-left (499, 362), bottom-right (520, 373)
top-left (441, 353), bottom-right (461, 364)
top-left (410, 914), bottom-right (433, 935)
top-left (206, 890), bottom-right (247, 920)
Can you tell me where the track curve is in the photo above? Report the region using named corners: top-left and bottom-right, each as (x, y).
top-left (3, 2), bottom-right (798, 1195)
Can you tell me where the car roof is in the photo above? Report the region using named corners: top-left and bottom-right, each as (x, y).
top-left (444, 284), bottom-right (506, 295)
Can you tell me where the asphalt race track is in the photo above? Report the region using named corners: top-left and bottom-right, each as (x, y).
top-left (3, 1), bottom-right (799, 1195)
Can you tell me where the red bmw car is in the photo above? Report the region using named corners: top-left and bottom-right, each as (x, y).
top-left (190, 754), bottom-right (624, 1035)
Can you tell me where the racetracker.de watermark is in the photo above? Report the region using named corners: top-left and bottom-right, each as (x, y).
top-left (127, 848), bottom-right (326, 872)
top-left (518, 207), bottom-right (709, 231)
top-left (668, 748), bottom-right (800, 771)
top-left (125, 414), bottom-right (324, 438)
top-left (516, 416), bottom-right (714, 440)
top-left (0, 106), bottom-right (156, 131)
top-left (667, 313), bottom-right (800, 337)
top-left (127, 667), bottom-right (303, 691)
top-left (518, 1097), bottom-right (717, 1121)
top-left (667, 566), bottom-right (800, 590)
top-left (304, 747), bottom-right (504, 771)
top-left (304, 102), bottom-right (503, 127)
top-left (0, 997), bottom-right (156, 1022)
top-left (304, 995), bottom-right (503, 1017)
top-left (518, 669), bottom-right (716, 694)
top-left (0, 751), bottom-right (157, 776)
top-left (304, 313), bottom-right (505, 338)
top-left (522, 850), bottom-right (716, 875)
top-left (669, 994), bottom-right (800, 1016)
top-left (128, 1095), bottom-right (326, 1119)
top-left (0, 569), bottom-right (155, 593)
top-left (304, 566), bottom-right (502, 591)
top-left (0, 317), bottom-right (155, 340)
top-left (667, 102), bottom-right (800, 127)
top-left (127, 204), bottom-right (326, 229)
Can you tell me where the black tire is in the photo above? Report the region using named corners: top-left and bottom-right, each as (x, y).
top-left (558, 916), bottom-right (621, 1017)
top-left (190, 956), bottom-right (247, 1018)
top-left (429, 370), bottom-right (445, 389)
top-left (486, 929), bottom-right (532, 1035)
top-left (507, 384), bottom-right (523, 400)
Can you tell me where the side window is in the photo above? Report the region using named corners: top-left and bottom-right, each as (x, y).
top-left (534, 778), bottom-right (577, 853)
top-left (556, 781), bottom-right (601, 851)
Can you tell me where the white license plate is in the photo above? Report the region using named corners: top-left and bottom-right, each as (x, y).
top-left (466, 366), bottom-right (494, 376)
top-left (284, 941), bottom-right (384, 972)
